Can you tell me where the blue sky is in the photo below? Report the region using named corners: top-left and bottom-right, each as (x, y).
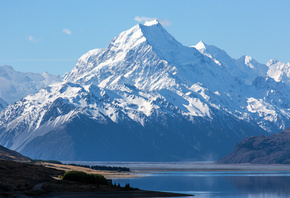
top-left (1, 0), bottom-right (290, 76)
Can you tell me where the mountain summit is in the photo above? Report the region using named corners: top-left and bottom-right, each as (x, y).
top-left (65, 19), bottom-right (207, 89)
top-left (1, 22), bottom-right (290, 161)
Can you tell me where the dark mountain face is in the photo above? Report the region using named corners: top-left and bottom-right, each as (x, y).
top-left (18, 112), bottom-right (265, 161)
top-left (217, 129), bottom-right (290, 164)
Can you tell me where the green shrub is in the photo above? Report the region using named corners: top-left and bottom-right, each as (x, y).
top-left (63, 171), bottom-right (107, 185)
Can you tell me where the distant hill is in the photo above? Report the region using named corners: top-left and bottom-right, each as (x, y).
top-left (217, 128), bottom-right (290, 164)
top-left (0, 145), bottom-right (31, 162)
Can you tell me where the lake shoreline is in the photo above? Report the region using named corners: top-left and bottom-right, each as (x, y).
top-left (41, 162), bottom-right (143, 179)
top-left (41, 190), bottom-right (193, 197)
top-left (63, 161), bottom-right (290, 174)
top-left (113, 167), bottom-right (290, 198)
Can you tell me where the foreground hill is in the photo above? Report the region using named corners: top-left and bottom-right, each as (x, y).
top-left (1, 20), bottom-right (290, 161)
top-left (218, 128), bottom-right (290, 164)
top-left (0, 160), bottom-right (190, 197)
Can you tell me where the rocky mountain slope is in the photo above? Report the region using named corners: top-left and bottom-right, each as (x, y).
top-left (0, 20), bottom-right (290, 161)
top-left (217, 129), bottom-right (290, 164)
top-left (0, 65), bottom-right (62, 104)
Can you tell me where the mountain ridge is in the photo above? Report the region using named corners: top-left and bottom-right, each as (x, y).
top-left (0, 65), bottom-right (63, 104)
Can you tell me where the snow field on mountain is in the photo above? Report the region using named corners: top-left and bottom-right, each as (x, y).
top-left (0, 65), bottom-right (62, 104)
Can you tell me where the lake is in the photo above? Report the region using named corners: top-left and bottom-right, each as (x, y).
top-left (64, 161), bottom-right (290, 198)
top-left (114, 171), bottom-right (290, 198)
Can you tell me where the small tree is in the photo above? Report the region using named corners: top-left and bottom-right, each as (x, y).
top-left (125, 183), bottom-right (130, 189)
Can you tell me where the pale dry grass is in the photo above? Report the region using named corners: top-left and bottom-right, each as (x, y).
top-left (41, 162), bottom-right (142, 179)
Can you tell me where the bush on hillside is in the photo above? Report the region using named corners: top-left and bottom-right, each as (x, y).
top-left (63, 171), bottom-right (107, 185)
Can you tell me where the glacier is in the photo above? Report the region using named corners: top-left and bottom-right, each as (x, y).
top-left (0, 20), bottom-right (290, 161)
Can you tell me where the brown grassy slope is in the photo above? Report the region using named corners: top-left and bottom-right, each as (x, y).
top-left (41, 162), bottom-right (141, 179)
top-left (0, 145), bottom-right (31, 162)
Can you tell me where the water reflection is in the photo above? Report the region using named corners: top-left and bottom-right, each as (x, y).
top-left (228, 174), bottom-right (290, 195)
top-left (114, 171), bottom-right (290, 198)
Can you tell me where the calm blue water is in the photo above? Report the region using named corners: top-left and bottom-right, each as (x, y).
top-left (114, 171), bottom-right (290, 198)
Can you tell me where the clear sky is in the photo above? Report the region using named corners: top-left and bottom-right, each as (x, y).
top-left (1, 0), bottom-right (290, 76)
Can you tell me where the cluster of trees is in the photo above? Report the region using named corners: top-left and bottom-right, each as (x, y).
top-left (91, 165), bottom-right (130, 172)
top-left (32, 159), bottom-right (63, 164)
top-left (111, 182), bottom-right (133, 190)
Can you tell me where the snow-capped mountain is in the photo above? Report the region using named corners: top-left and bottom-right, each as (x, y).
top-left (193, 41), bottom-right (268, 85)
top-left (0, 65), bottom-right (63, 104)
top-left (0, 20), bottom-right (290, 161)
top-left (267, 59), bottom-right (290, 84)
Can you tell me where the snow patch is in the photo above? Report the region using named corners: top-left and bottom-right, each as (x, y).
top-left (144, 19), bottom-right (159, 26)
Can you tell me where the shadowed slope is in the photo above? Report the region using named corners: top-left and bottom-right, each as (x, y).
top-left (218, 128), bottom-right (290, 164)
